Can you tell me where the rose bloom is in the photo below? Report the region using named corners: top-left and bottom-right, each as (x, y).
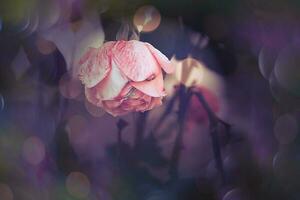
top-left (78, 40), bottom-right (173, 116)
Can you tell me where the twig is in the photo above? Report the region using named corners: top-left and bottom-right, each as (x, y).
top-left (116, 119), bottom-right (128, 169)
top-left (169, 84), bottom-right (191, 180)
top-left (134, 112), bottom-right (148, 152)
top-left (193, 91), bottom-right (229, 183)
top-left (151, 89), bottom-right (180, 134)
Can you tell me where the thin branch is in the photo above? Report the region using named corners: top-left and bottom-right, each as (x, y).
top-left (134, 112), bottom-right (148, 152)
top-left (151, 88), bottom-right (180, 134)
top-left (116, 119), bottom-right (128, 170)
top-left (193, 91), bottom-right (229, 184)
top-left (169, 85), bottom-right (191, 180)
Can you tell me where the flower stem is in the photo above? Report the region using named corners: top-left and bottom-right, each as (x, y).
top-left (193, 91), bottom-right (229, 184)
top-left (116, 119), bottom-right (128, 169)
top-left (169, 84), bottom-right (191, 180)
top-left (134, 112), bottom-right (148, 152)
top-left (117, 128), bottom-right (122, 170)
top-left (151, 89), bottom-right (179, 134)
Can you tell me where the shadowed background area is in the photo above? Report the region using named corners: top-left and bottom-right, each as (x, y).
top-left (0, 0), bottom-right (300, 199)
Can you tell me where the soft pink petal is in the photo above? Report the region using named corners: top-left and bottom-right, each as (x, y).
top-left (121, 99), bottom-right (144, 109)
top-left (135, 103), bottom-right (150, 112)
top-left (85, 87), bottom-right (103, 107)
top-left (79, 47), bottom-right (97, 66)
top-left (112, 40), bottom-right (160, 82)
top-left (103, 104), bottom-right (130, 117)
top-left (129, 89), bottom-right (145, 99)
top-left (103, 99), bottom-right (123, 109)
top-left (114, 83), bottom-right (133, 100)
top-left (140, 94), bottom-right (152, 103)
top-left (145, 42), bottom-right (174, 74)
top-left (147, 97), bottom-right (163, 110)
top-left (102, 99), bottom-right (128, 116)
top-left (130, 71), bottom-right (166, 97)
top-left (91, 61), bottom-right (128, 100)
top-left (135, 98), bottom-right (151, 112)
top-left (78, 42), bottom-right (115, 88)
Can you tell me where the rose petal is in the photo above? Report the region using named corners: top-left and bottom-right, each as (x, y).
top-left (145, 42), bottom-right (174, 74)
top-left (112, 40), bottom-right (160, 82)
top-left (103, 105), bottom-right (130, 117)
top-left (91, 62), bottom-right (129, 100)
top-left (136, 105), bottom-right (148, 112)
top-left (140, 93), bottom-right (152, 103)
top-left (135, 101), bottom-right (150, 112)
top-left (130, 71), bottom-right (166, 97)
top-left (79, 47), bottom-right (97, 66)
top-left (129, 89), bottom-right (145, 99)
top-left (103, 99), bottom-right (123, 109)
top-left (102, 99), bottom-right (128, 116)
top-left (146, 97), bottom-right (162, 111)
top-left (122, 99), bottom-right (145, 108)
top-left (85, 87), bottom-right (103, 107)
top-left (115, 83), bottom-right (133, 100)
top-left (135, 103), bottom-right (149, 112)
top-left (78, 42), bottom-right (115, 88)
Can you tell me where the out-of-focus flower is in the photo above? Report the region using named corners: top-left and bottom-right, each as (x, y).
top-left (187, 86), bottom-right (220, 124)
top-left (165, 56), bottom-right (224, 96)
top-left (40, 11), bottom-right (104, 79)
top-left (78, 40), bottom-right (173, 116)
top-left (163, 56), bottom-right (224, 126)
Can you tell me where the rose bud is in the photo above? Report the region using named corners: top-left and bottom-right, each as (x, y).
top-left (78, 40), bottom-right (174, 116)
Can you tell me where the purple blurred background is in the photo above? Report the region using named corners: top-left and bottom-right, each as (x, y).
top-left (0, 0), bottom-right (300, 199)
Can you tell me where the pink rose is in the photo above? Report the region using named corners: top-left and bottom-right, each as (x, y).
top-left (78, 40), bottom-right (174, 116)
